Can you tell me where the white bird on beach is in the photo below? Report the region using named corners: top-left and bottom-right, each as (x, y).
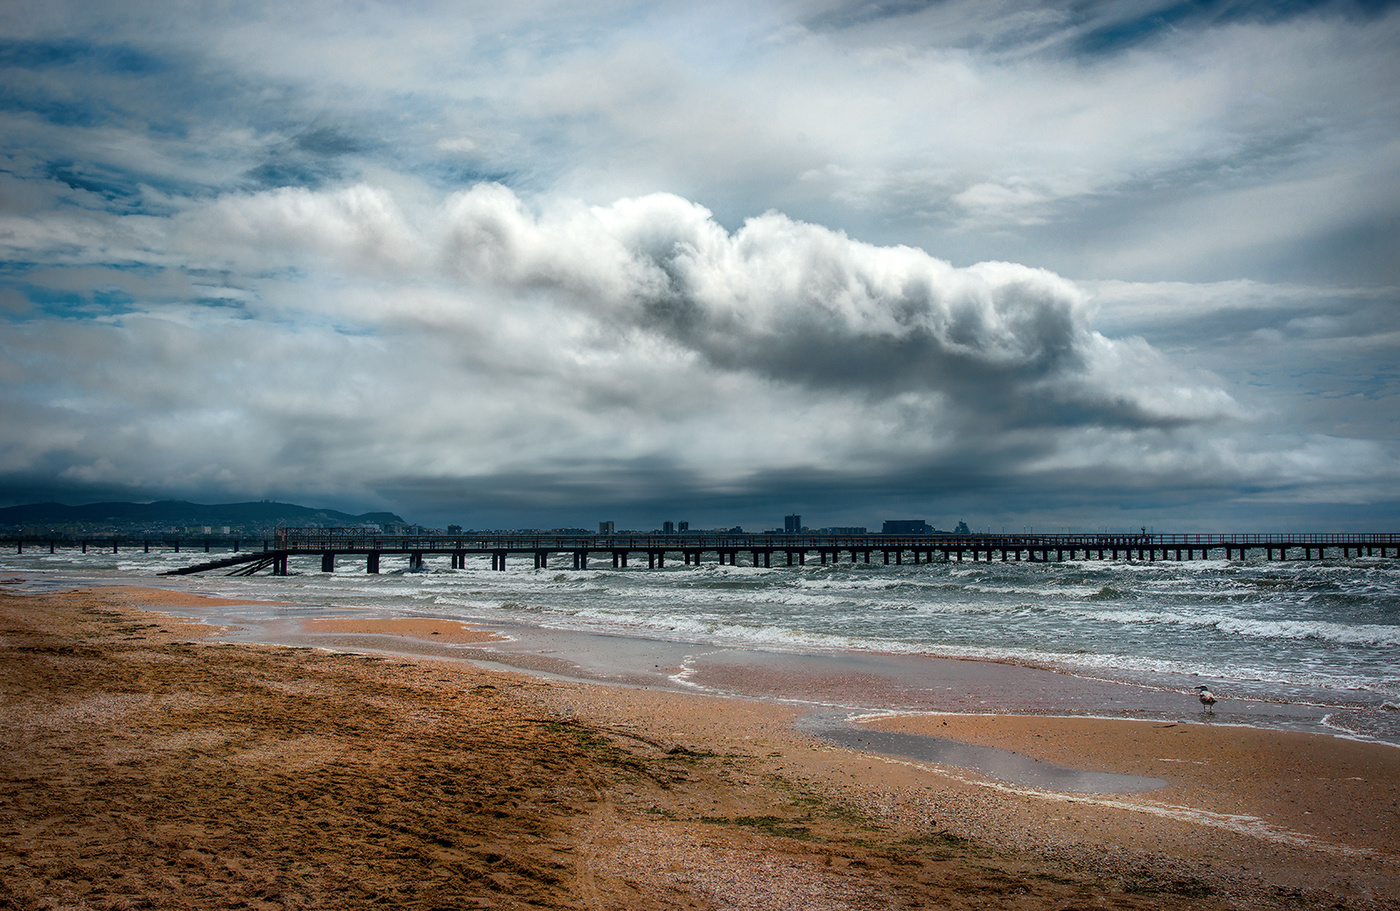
top-left (1194, 685), bottom-right (1218, 714)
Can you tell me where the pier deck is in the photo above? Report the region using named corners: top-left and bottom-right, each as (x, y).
top-left (139, 529), bottom-right (1400, 576)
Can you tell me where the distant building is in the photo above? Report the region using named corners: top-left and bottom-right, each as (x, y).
top-left (882, 519), bottom-right (931, 535)
top-left (447, 524), bottom-right (462, 534)
top-left (954, 520), bottom-right (970, 535)
top-left (785, 514), bottom-right (801, 533)
top-left (678, 521), bottom-right (690, 532)
top-left (663, 521), bottom-right (675, 534)
top-left (822, 526), bottom-right (868, 535)
top-left (599, 521), bottom-right (615, 535)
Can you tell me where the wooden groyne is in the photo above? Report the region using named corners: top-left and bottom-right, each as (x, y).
top-left (143, 529), bottom-right (1400, 576)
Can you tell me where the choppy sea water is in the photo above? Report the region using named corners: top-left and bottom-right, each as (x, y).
top-left (6, 547), bottom-right (1399, 744)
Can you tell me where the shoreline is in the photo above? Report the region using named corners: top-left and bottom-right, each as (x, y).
top-left (183, 591), bottom-right (1397, 748)
top-left (5, 564), bottom-right (1397, 742)
top-left (8, 573), bottom-right (1396, 746)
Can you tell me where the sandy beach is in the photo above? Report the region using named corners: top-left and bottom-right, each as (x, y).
top-left (2, 584), bottom-right (1397, 910)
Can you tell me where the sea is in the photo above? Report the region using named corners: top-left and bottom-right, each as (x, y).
top-left (6, 546), bottom-right (1399, 746)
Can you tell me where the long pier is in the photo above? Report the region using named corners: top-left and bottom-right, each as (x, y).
top-left (4, 533), bottom-right (262, 556)
top-left (146, 529), bottom-right (1400, 576)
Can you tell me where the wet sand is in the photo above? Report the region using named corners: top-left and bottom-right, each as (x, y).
top-left (298, 616), bottom-right (506, 644)
top-left (2, 585), bottom-right (1398, 909)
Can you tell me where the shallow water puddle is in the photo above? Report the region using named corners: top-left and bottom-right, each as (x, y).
top-left (798, 713), bottom-right (1167, 794)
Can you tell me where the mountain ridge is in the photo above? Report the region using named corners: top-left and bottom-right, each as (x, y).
top-left (0, 500), bottom-right (407, 529)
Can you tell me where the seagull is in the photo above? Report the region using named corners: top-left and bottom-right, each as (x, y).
top-left (1194, 685), bottom-right (1218, 714)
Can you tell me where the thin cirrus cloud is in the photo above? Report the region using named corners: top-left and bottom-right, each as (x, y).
top-left (0, 0), bottom-right (1397, 529)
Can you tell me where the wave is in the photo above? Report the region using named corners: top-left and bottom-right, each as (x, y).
top-left (1064, 606), bottom-right (1400, 647)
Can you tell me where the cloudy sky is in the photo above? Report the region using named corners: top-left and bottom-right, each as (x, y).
top-left (1, 0), bottom-right (1397, 531)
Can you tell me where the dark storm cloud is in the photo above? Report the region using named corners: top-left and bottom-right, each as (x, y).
top-left (432, 186), bottom-right (1238, 431)
top-left (0, 0), bottom-right (1397, 528)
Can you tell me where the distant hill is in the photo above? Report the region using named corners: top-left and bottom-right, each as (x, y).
top-left (0, 500), bottom-right (407, 530)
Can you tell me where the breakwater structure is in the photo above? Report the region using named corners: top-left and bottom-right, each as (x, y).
top-left (111, 528), bottom-right (1400, 576)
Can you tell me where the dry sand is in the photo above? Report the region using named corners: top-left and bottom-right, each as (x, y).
top-left (2, 585), bottom-right (1397, 910)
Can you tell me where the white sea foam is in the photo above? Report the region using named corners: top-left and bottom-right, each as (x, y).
top-left (7, 547), bottom-right (1399, 711)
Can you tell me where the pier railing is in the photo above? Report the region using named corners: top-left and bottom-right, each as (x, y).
top-left (270, 529), bottom-right (1400, 552)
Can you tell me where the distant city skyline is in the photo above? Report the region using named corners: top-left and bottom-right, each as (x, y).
top-left (2, 2), bottom-right (1398, 532)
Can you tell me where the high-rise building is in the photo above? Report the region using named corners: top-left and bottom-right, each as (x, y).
top-left (784, 514), bottom-right (801, 533)
top-left (663, 521), bottom-right (675, 533)
top-left (678, 521), bottom-right (690, 532)
top-left (598, 521), bottom-right (614, 535)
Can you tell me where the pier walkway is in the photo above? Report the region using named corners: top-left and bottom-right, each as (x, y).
top-left (150, 529), bottom-right (1400, 576)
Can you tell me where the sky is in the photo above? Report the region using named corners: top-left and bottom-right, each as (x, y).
top-left (1, 0), bottom-right (1397, 532)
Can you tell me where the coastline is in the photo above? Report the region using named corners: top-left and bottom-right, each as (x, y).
top-left (2, 582), bottom-right (1398, 909)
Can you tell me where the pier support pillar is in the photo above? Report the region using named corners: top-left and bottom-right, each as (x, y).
top-left (409, 551), bottom-right (424, 572)
top-left (322, 553), bottom-right (335, 573)
top-left (648, 551), bottom-right (655, 569)
top-left (367, 553), bottom-right (380, 574)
